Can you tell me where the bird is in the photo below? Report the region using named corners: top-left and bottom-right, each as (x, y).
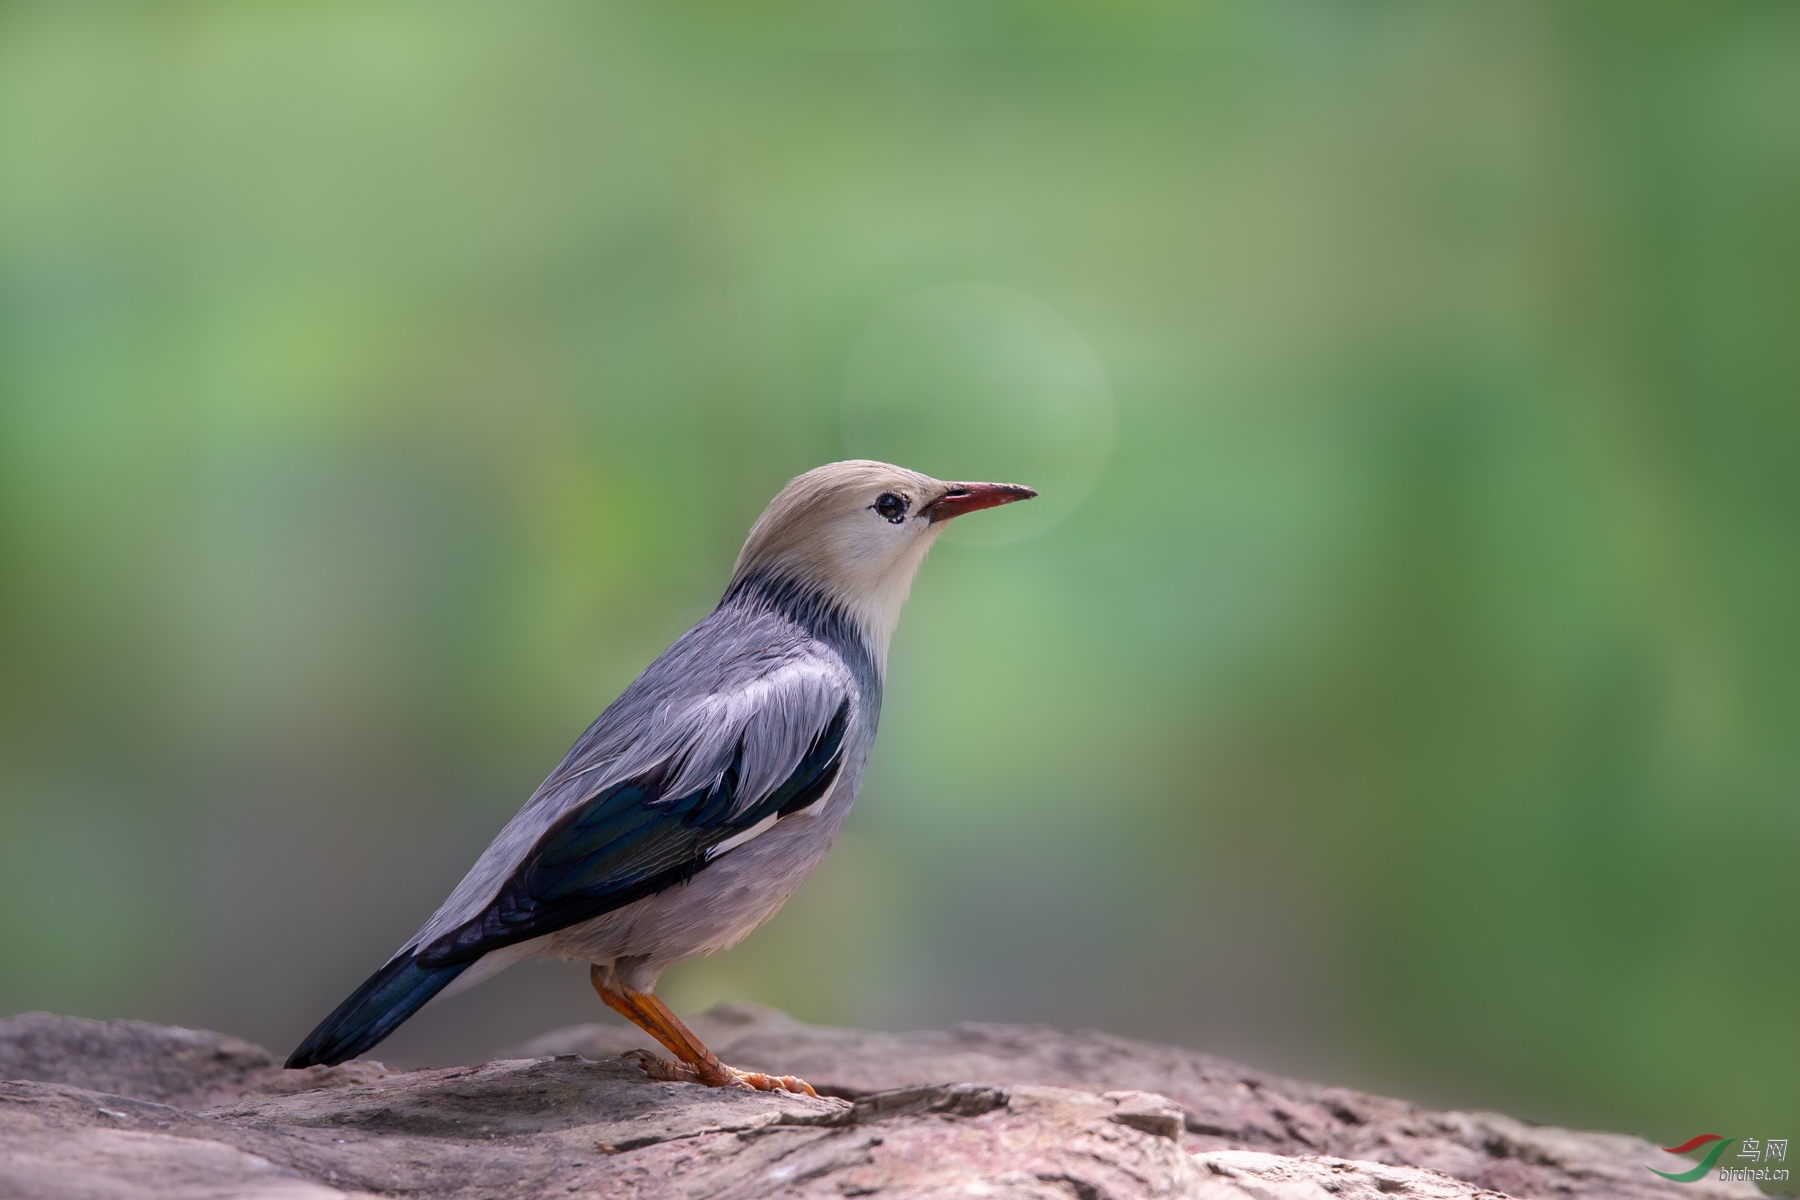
top-left (286, 460), bottom-right (1035, 1095)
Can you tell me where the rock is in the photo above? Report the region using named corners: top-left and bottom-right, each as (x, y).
top-left (0, 1011), bottom-right (390, 1111)
top-left (0, 1011), bottom-right (281, 1111)
top-left (514, 1003), bottom-right (1757, 1200)
top-left (1190, 1151), bottom-right (1510, 1200)
top-left (1106, 1090), bottom-right (1188, 1140)
top-left (0, 1006), bottom-right (1759, 1200)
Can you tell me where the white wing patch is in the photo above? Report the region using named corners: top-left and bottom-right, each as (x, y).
top-left (705, 812), bottom-right (780, 861)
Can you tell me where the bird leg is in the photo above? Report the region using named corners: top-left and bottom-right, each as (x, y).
top-left (589, 965), bottom-right (817, 1097)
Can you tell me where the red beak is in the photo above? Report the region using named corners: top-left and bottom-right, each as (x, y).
top-left (920, 481), bottom-right (1038, 523)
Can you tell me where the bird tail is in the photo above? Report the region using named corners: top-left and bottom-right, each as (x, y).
top-left (286, 952), bottom-right (469, 1068)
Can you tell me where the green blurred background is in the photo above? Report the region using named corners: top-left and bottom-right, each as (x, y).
top-left (1, 0), bottom-right (1795, 1153)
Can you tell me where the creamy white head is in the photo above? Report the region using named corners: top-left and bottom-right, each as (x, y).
top-left (730, 460), bottom-right (1035, 665)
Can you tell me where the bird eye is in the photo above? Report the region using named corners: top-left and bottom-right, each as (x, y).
top-left (872, 492), bottom-right (908, 524)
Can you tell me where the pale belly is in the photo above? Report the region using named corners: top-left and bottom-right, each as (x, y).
top-left (542, 786), bottom-right (852, 983)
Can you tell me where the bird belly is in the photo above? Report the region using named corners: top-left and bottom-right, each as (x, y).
top-left (425, 935), bottom-right (551, 1007)
top-left (544, 790), bottom-right (850, 976)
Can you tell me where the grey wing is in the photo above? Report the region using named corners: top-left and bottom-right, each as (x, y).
top-left (405, 637), bottom-right (857, 957)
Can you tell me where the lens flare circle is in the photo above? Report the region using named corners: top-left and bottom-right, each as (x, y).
top-left (840, 283), bottom-right (1113, 546)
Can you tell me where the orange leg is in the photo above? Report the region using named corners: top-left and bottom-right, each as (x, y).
top-left (590, 965), bottom-right (817, 1097)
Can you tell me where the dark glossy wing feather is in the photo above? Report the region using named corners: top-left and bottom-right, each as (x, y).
top-left (285, 954), bottom-right (469, 1068)
top-left (416, 698), bottom-right (848, 966)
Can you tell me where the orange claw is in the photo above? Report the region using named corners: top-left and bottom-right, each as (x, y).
top-left (621, 1048), bottom-right (702, 1083)
top-left (621, 1048), bottom-right (818, 1095)
top-left (733, 1069), bottom-right (818, 1097)
top-left (597, 968), bottom-right (819, 1097)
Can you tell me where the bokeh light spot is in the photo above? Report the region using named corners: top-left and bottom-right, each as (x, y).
top-left (840, 284), bottom-right (1113, 546)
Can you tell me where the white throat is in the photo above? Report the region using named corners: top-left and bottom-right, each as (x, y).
top-left (835, 528), bottom-right (942, 673)
top-left (739, 522), bottom-right (945, 676)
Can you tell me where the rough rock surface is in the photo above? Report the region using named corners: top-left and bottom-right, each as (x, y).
top-left (0, 1004), bottom-right (1755, 1200)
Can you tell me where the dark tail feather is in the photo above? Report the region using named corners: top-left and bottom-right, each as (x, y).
top-left (286, 952), bottom-right (469, 1068)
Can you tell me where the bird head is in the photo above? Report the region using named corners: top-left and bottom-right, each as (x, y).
top-left (730, 460), bottom-right (1036, 659)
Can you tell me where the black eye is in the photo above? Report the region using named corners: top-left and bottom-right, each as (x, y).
top-left (872, 492), bottom-right (908, 524)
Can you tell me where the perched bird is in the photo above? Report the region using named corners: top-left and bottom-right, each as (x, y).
top-left (287, 460), bottom-right (1034, 1094)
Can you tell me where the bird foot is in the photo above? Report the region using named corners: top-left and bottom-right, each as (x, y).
top-left (621, 1048), bottom-right (818, 1096)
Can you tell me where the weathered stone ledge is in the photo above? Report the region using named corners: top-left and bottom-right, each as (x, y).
top-left (0, 1003), bottom-right (1752, 1199)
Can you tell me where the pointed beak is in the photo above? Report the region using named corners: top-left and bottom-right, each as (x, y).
top-left (920, 481), bottom-right (1038, 523)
